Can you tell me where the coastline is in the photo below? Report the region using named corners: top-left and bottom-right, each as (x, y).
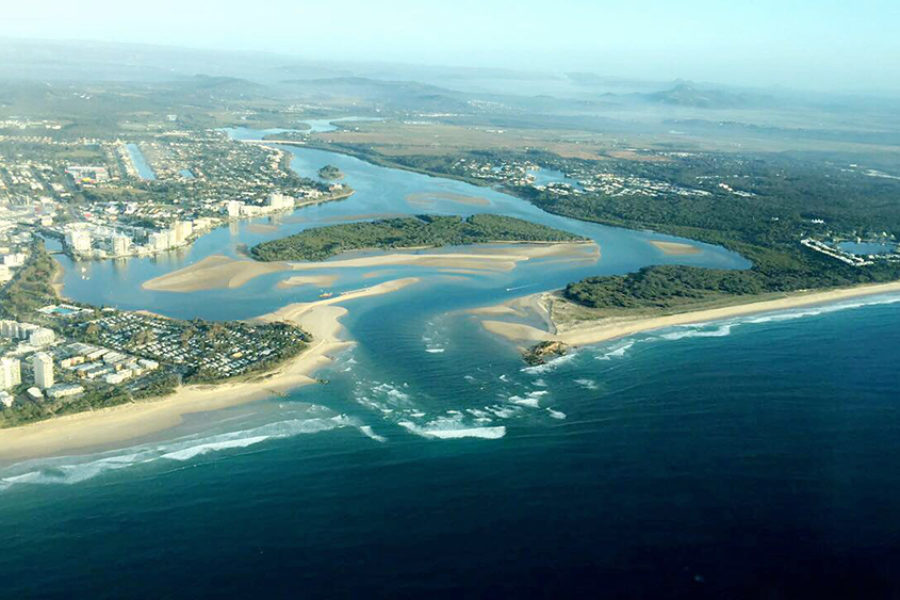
top-left (478, 280), bottom-right (900, 348)
top-left (0, 277), bottom-right (418, 463)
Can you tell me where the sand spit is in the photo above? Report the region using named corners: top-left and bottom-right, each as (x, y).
top-left (479, 281), bottom-right (900, 348)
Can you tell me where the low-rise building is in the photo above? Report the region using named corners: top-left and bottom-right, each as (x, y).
top-left (47, 384), bottom-right (85, 400)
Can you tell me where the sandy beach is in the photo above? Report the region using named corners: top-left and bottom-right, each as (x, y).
top-left (0, 278), bottom-right (418, 462)
top-left (479, 280), bottom-right (900, 348)
top-left (142, 255), bottom-right (290, 292)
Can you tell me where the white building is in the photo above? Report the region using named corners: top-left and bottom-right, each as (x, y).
top-left (2, 253), bottom-right (26, 267)
top-left (65, 229), bottom-right (92, 254)
top-left (0, 357), bottom-right (21, 390)
top-left (226, 200), bottom-right (244, 219)
top-left (112, 235), bottom-right (131, 257)
top-left (174, 220), bottom-right (193, 245)
top-left (29, 327), bottom-right (55, 347)
top-left (267, 193), bottom-right (295, 211)
top-left (32, 352), bottom-right (54, 390)
top-left (148, 231), bottom-right (170, 252)
top-left (47, 384), bottom-right (84, 400)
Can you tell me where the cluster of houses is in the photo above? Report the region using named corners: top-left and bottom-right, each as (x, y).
top-left (91, 311), bottom-right (299, 380)
top-left (57, 342), bottom-right (159, 386)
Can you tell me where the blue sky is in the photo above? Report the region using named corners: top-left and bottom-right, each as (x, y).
top-left (3, 0), bottom-right (899, 91)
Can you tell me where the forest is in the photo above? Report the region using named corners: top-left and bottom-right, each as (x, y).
top-left (250, 214), bottom-right (586, 261)
top-left (359, 148), bottom-right (900, 307)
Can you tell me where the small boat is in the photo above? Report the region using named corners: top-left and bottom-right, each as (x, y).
top-left (319, 292), bottom-right (334, 299)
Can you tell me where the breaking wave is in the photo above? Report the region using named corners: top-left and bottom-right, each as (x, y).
top-left (521, 352), bottom-right (577, 374)
top-left (398, 418), bottom-right (506, 440)
top-left (587, 292), bottom-right (900, 358)
top-left (509, 390), bottom-right (549, 408)
top-left (0, 413), bottom-right (365, 492)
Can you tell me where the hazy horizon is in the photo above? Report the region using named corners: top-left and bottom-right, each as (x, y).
top-left (2, 0), bottom-right (898, 94)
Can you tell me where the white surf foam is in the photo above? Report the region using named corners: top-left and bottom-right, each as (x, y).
top-left (596, 341), bottom-right (634, 360)
top-left (161, 435), bottom-right (271, 461)
top-left (522, 352), bottom-right (577, 374)
top-left (660, 324), bottom-right (734, 341)
top-left (398, 420), bottom-right (506, 440)
top-left (359, 425), bottom-right (388, 443)
top-left (574, 378), bottom-right (599, 390)
top-left (0, 414), bottom-right (356, 491)
top-left (547, 408), bottom-right (567, 420)
top-left (508, 390), bottom-right (549, 408)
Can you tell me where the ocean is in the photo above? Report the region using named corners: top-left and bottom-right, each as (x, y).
top-left (1, 131), bottom-right (898, 598)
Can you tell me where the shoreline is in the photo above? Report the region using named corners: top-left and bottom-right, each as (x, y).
top-left (0, 277), bottom-right (419, 463)
top-left (478, 280), bottom-right (900, 348)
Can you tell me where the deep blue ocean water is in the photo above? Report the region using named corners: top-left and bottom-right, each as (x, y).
top-left (2, 132), bottom-right (899, 598)
top-left (2, 297), bottom-right (900, 598)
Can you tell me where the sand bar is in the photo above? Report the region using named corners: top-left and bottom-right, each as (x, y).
top-left (650, 240), bottom-right (702, 255)
top-left (142, 255), bottom-right (290, 292)
top-left (276, 274), bottom-right (339, 290)
top-left (406, 192), bottom-right (490, 207)
top-left (290, 242), bottom-right (598, 273)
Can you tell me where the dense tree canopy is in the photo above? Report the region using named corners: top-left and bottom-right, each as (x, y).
top-left (250, 214), bottom-right (586, 261)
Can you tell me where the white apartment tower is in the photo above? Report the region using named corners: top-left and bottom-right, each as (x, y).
top-left (112, 235), bottom-right (131, 257)
top-left (65, 229), bottom-right (92, 254)
top-left (32, 352), bottom-right (54, 390)
top-left (0, 357), bottom-right (21, 390)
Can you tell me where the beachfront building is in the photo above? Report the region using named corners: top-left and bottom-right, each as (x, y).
top-left (267, 193), bottom-right (294, 211)
top-left (173, 220), bottom-right (193, 245)
top-left (112, 234), bottom-right (131, 257)
top-left (0, 357), bottom-right (21, 390)
top-left (32, 352), bottom-right (54, 390)
top-left (65, 228), bottom-right (92, 254)
top-left (46, 384), bottom-right (85, 400)
top-left (148, 231), bottom-right (170, 252)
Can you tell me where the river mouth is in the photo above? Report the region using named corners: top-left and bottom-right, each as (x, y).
top-left (25, 128), bottom-right (748, 465)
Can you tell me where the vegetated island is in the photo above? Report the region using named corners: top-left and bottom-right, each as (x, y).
top-left (317, 164), bottom-right (344, 180)
top-left (249, 214), bottom-right (587, 262)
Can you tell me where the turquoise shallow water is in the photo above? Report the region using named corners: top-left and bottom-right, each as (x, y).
top-left (2, 131), bottom-right (899, 598)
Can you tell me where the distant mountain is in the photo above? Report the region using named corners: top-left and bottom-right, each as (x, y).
top-left (645, 81), bottom-right (774, 109)
top-left (279, 76), bottom-right (472, 112)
